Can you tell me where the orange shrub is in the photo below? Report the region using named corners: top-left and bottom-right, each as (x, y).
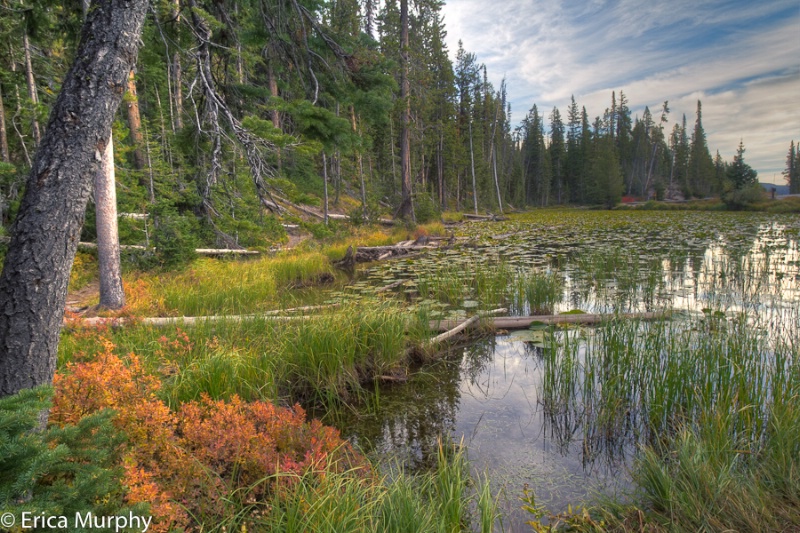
top-left (51, 335), bottom-right (368, 532)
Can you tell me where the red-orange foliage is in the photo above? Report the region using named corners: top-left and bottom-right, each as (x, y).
top-left (51, 333), bottom-right (368, 532)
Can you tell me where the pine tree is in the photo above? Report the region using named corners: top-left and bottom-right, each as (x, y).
top-left (687, 100), bottom-right (715, 197)
top-left (549, 107), bottom-right (565, 204)
top-left (589, 135), bottom-right (623, 208)
top-left (727, 140), bottom-right (758, 189)
top-left (784, 141), bottom-right (799, 194)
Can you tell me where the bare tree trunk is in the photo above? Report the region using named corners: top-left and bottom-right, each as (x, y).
top-left (268, 65), bottom-right (281, 171)
top-left (489, 100), bottom-right (503, 214)
top-left (322, 151), bottom-right (329, 225)
top-left (397, 0), bottom-right (414, 221)
top-left (363, 0), bottom-right (375, 37)
top-left (0, 0), bottom-right (148, 398)
top-left (469, 121), bottom-right (478, 214)
top-left (125, 70), bottom-right (146, 170)
top-left (173, 53), bottom-right (183, 130)
top-left (491, 143), bottom-right (503, 214)
top-left (438, 131), bottom-right (444, 209)
top-left (350, 106), bottom-right (367, 219)
top-left (95, 133), bottom-right (125, 309)
top-left (0, 85), bottom-right (9, 162)
top-left (22, 30), bottom-right (41, 146)
top-left (10, 74), bottom-right (32, 167)
top-left (389, 117), bottom-right (397, 190)
top-left (171, 0), bottom-right (183, 131)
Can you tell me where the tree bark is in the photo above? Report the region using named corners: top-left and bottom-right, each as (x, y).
top-left (23, 30), bottom-right (41, 146)
top-left (125, 70), bottom-right (146, 170)
top-left (173, 53), bottom-right (183, 130)
top-left (469, 121), bottom-right (478, 214)
top-left (95, 132), bottom-right (125, 310)
top-left (0, 84), bottom-right (9, 162)
top-left (397, 0), bottom-right (414, 221)
top-left (322, 151), bottom-right (329, 225)
top-left (0, 0), bottom-right (148, 398)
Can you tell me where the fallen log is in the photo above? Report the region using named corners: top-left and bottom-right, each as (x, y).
top-left (68, 313), bottom-right (313, 329)
top-left (354, 245), bottom-right (435, 263)
top-left (375, 279), bottom-right (407, 292)
top-left (429, 312), bottom-right (669, 332)
top-left (72, 241), bottom-right (259, 256)
top-left (194, 248), bottom-right (260, 256)
top-left (67, 304), bottom-right (339, 328)
top-left (425, 308), bottom-right (507, 347)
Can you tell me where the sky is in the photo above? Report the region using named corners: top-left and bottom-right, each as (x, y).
top-left (439, 0), bottom-right (800, 184)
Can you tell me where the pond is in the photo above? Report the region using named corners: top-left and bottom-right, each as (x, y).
top-left (330, 210), bottom-right (800, 530)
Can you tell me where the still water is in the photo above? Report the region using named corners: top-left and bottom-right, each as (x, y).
top-left (334, 212), bottom-right (800, 529)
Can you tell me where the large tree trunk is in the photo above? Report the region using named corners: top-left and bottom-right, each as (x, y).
top-left (397, 0), bottom-right (414, 221)
top-left (0, 0), bottom-right (148, 398)
top-left (95, 132), bottom-right (125, 310)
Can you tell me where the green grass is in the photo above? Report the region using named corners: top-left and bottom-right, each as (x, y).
top-left (60, 301), bottom-right (424, 411)
top-left (513, 270), bottom-right (563, 314)
top-left (591, 402), bottom-right (800, 532)
top-left (204, 442), bottom-right (501, 533)
top-left (149, 252), bottom-right (335, 316)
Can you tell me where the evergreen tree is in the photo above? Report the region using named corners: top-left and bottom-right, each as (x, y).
top-left (687, 100), bottom-right (715, 197)
top-left (727, 140), bottom-right (758, 189)
top-left (549, 107), bottom-right (565, 204)
top-left (521, 104), bottom-right (550, 206)
top-left (588, 135), bottom-right (623, 208)
top-left (784, 141), bottom-right (799, 194)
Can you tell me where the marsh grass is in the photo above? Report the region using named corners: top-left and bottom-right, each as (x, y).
top-left (415, 261), bottom-right (515, 310)
top-left (61, 301), bottom-right (424, 411)
top-left (143, 252), bottom-right (335, 316)
top-left (513, 270), bottom-right (563, 314)
top-left (540, 312), bottom-right (798, 450)
top-left (532, 309), bottom-right (800, 529)
top-left (213, 442), bottom-right (500, 533)
top-left (607, 402), bottom-right (800, 531)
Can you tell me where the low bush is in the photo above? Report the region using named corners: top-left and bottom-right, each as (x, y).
top-left (50, 337), bottom-right (369, 531)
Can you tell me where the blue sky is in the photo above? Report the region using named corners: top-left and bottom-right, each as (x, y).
top-left (439, 0), bottom-right (800, 183)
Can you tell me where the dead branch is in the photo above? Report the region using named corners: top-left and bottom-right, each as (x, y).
top-left (425, 308), bottom-right (507, 347)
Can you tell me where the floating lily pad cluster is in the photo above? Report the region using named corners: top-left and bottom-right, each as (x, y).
top-left (330, 211), bottom-right (800, 320)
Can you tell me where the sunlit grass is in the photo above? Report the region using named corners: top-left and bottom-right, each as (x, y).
top-left (60, 301), bottom-right (425, 411)
top-left (121, 252), bottom-right (335, 316)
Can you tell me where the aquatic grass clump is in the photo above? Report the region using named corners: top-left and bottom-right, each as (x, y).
top-left (268, 251), bottom-right (334, 287)
top-left (625, 403), bottom-right (800, 531)
top-left (513, 270), bottom-right (563, 314)
top-left (415, 260), bottom-right (514, 310)
top-left (273, 303), bottom-right (413, 405)
top-left (537, 309), bottom-right (799, 466)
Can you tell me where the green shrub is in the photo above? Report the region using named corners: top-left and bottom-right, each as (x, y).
top-left (722, 183), bottom-right (766, 210)
top-left (413, 192), bottom-right (441, 224)
top-left (150, 209), bottom-right (199, 270)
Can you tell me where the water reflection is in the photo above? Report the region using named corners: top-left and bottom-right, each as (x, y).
top-left (335, 215), bottom-right (800, 529)
top-left (339, 337), bottom-right (631, 529)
